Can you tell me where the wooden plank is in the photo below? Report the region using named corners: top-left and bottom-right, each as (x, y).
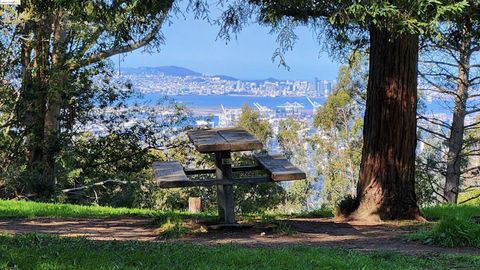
top-left (187, 128), bottom-right (263, 153)
top-left (187, 129), bottom-right (230, 153)
top-left (184, 168), bottom-right (216, 175)
top-left (255, 154), bottom-right (306, 181)
top-left (218, 128), bottom-right (263, 151)
top-left (215, 151), bottom-right (235, 224)
top-left (153, 161), bottom-right (190, 188)
top-left (155, 176), bottom-right (271, 188)
top-left (184, 165), bottom-right (263, 175)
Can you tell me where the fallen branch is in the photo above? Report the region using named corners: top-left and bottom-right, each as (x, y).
top-left (62, 179), bottom-right (137, 193)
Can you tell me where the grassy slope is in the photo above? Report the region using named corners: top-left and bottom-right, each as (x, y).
top-left (0, 234), bottom-right (478, 270)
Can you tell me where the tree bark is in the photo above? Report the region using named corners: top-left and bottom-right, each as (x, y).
top-left (42, 12), bottom-right (67, 197)
top-left (18, 12), bottom-right (54, 198)
top-left (352, 27), bottom-right (421, 221)
top-left (444, 19), bottom-right (471, 204)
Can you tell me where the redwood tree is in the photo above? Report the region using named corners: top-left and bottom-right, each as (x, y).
top-left (354, 28), bottom-right (420, 220)
top-left (214, 0), bottom-right (466, 220)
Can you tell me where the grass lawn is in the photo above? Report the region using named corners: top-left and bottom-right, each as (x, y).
top-left (0, 199), bottom-right (214, 219)
top-left (0, 200), bottom-right (479, 269)
top-left (421, 204), bottom-right (480, 220)
top-left (0, 233), bottom-right (478, 270)
top-left (406, 204), bottom-right (480, 248)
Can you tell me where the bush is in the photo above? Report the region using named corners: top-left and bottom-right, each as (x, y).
top-left (335, 195), bottom-right (359, 217)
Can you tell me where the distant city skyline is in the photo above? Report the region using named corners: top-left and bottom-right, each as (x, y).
top-left (120, 5), bottom-right (340, 81)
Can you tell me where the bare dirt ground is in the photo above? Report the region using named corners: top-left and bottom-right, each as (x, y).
top-left (0, 217), bottom-right (478, 255)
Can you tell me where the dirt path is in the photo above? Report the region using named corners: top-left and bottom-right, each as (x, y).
top-left (0, 217), bottom-right (478, 255)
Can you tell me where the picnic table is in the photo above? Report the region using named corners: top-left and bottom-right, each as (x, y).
top-left (153, 127), bottom-right (306, 224)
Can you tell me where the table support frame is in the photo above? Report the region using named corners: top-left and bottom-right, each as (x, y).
top-left (214, 151), bottom-right (235, 224)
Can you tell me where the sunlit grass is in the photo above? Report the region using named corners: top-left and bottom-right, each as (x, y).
top-left (406, 204), bottom-right (480, 248)
top-left (421, 204), bottom-right (480, 220)
top-left (0, 199), bottom-right (214, 219)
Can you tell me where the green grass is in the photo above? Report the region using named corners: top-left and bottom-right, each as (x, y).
top-left (421, 204), bottom-right (480, 220)
top-left (406, 215), bottom-right (480, 248)
top-left (291, 208), bottom-right (334, 218)
top-left (407, 204), bottom-right (480, 248)
top-left (0, 233), bottom-right (478, 270)
top-left (0, 199), bottom-right (214, 219)
top-left (459, 188), bottom-right (480, 205)
top-left (0, 200), bottom-right (479, 268)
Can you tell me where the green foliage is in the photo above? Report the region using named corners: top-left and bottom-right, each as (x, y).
top-left (407, 215), bottom-right (480, 247)
top-left (237, 103), bottom-right (272, 144)
top-left (312, 53), bottom-right (365, 207)
top-left (290, 208), bottom-right (334, 218)
top-left (0, 0), bottom-right (175, 199)
top-left (278, 118), bottom-right (305, 160)
top-left (284, 179), bottom-right (314, 212)
top-left (415, 129), bottom-right (445, 206)
top-left (1, 233), bottom-right (479, 269)
top-left (215, 0), bottom-right (468, 62)
top-left (234, 183), bottom-right (286, 214)
top-left (277, 118), bottom-right (315, 212)
top-left (335, 195), bottom-right (360, 217)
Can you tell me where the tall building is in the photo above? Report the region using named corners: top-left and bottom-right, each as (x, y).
top-left (323, 80), bottom-right (332, 97)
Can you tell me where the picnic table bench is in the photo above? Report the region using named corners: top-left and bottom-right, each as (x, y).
top-left (153, 127), bottom-right (306, 224)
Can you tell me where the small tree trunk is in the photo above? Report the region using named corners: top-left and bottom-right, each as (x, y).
top-left (444, 19), bottom-right (471, 204)
top-left (352, 27), bottom-right (421, 221)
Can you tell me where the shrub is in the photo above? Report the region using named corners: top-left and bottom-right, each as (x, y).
top-left (335, 195), bottom-right (359, 217)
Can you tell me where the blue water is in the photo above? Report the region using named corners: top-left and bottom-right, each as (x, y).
top-left (132, 93), bottom-right (325, 110)
top-left (128, 93), bottom-right (452, 114)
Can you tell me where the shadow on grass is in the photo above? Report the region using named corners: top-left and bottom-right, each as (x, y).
top-left (0, 233), bottom-right (478, 270)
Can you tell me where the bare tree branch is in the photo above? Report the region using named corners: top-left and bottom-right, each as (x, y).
top-left (69, 13), bottom-right (167, 69)
top-left (62, 179), bottom-right (137, 193)
top-left (418, 126), bottom-right (449, 140)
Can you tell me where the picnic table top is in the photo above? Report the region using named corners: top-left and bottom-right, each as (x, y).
top-left (187, 127), bottom-right (263, 153)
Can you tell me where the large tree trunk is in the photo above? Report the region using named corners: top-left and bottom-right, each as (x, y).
top-left (444, 19), bottom-right (471, 204)
top-left (18, 13), bottom-right (55, 198)
top-left (42, 13), bottom-right (67, 197)
top-left (351, 27), bottom-right (421, 221)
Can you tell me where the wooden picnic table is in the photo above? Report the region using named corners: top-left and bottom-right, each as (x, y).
top-left (153, 127), bottom-right (306, 225)
top-left (187, 128), bottom-right (263, 224)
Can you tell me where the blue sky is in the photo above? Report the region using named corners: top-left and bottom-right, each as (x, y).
top-left (121, 8), bottom-right (340, 81)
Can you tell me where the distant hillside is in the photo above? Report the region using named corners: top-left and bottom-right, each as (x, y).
top-left (209, 74), bottom-right (238, 81)
top-left (122, 65), bottom-right (283, 82)
top-left (122, 66), bottom-right (202, 77)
